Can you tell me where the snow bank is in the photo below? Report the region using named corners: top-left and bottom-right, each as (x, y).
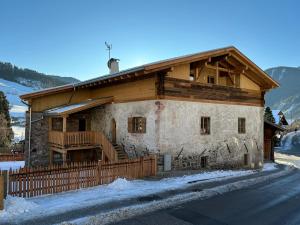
top-left (0, 196), bottom-right (38, 221)
top-left (281, 130), bottom-right (300, 151)
top-left (262, 163), bottom-right (278, 171)
top-left (71, 167), bottom-right (291, 225)
top-left (0, 161), bottom-right (25, 170)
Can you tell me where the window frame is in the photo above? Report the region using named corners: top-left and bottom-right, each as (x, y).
top-left (128, 117), bottom-right (146, 133)
top-left (238, 117), bottom-right (246, 134)
top-left (200, 116), bottom-right (211, 135)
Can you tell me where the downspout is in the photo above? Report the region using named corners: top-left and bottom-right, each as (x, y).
top-left (22, 100), bottom-right (32, 166)
top-left (28, 106), bottom-right (32, 166)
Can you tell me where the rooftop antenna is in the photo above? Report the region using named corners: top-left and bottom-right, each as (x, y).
top-left (105, 41), bottom-right (112, 60)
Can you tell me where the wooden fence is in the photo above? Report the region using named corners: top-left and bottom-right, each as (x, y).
top-left (5, 155), bottom-right (156, 198)
top-left (0, 154), bottom-right (24, 162)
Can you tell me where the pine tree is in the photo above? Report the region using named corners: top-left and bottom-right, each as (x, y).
top-left (0, 91), bottom-right (11, 126)
top-left (0, 91), bottom-right (13, 151)
top-left (264, 107), bottom-right (276, 123)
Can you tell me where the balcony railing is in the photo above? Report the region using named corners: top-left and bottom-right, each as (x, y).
top-left (48, 131), bottom-right (118, 161)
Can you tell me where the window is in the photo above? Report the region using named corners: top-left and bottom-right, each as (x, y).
top-left (238, 118), bottom-right (246, 134)
top-left (201, 156), bottom-right (208, 168)
top-left (128, 117), bottom-right (146, 133)
top-left (201, 117), bottom-right (210, 135)
top-left (207, 76), bottom-right (215, 84)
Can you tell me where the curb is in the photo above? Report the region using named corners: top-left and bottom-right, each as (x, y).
top-left (67, 166), bottom-right (295, 225)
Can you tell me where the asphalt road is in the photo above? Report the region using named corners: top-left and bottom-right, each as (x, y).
top-left (111, 169), bottom-right (300, 225)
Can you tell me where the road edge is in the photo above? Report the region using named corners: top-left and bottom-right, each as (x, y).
top-left (66, 166), bottom-right (295, 225)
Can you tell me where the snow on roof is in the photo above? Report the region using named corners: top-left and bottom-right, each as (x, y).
top-left (44, 98), bottom-right (113, 116)
top-left (45, 102), bottom-right (87, 115)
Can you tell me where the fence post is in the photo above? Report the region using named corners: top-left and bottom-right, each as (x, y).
top-left (0, 175), bottom-right (4, 210)
top-left (3, 171), bottom-right (7, 199)
top-left (140, 157), bottom-right (144, 177)
top-left (153, 155), bottom-right (157, 176)
top-left (97, 160), bottom-right (102, 185)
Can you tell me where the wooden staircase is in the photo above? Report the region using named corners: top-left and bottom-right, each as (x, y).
top-left (113, 144), bottom-right (128, 160)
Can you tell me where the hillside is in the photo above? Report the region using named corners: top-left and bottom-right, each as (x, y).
top-left (0, 62), bottom-right (79, 89)
top-left (265, 66), bottom-right (300, 122)
top-left (0, 62), bottom-right (80, 141)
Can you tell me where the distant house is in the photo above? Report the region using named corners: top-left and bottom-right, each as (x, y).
top-left (264, 120), bottom-right (285, 161)
top-left (20, 46), bottom-right (279, 170)
top-left (272, 110), bottom-right (288, 126)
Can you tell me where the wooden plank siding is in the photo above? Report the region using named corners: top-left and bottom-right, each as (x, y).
top-left (158, 77), bottom-right (264, 106)
top-left (30, 76), bottom-right (157, 112)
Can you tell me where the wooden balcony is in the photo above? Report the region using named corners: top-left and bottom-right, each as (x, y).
top-left (48, 131), bottom-right (118, 162)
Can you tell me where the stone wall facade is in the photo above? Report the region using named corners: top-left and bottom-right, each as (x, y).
top-left (25, 112), bottom-right (49, 167)
top-left (90, 100), bottom-right (264, 170)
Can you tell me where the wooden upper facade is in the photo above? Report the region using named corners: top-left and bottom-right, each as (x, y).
top-left (21, 46), bottom-right (279, 111)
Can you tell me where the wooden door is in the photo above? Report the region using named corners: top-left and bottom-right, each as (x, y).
top-left (264, 139), bottom-right (271, 160)
top-left (111, 119), bottom-right (116, 144)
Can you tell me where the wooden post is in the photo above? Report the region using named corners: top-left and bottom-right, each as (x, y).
top-left (2, 171), bottom-right (7, 199)
top-left (49, 150), bottom-right (53, 165)
top-left (0, 175), bottom-right (4, 210)
top-left (216, 62), bottom-right (219, 85)
top-left (62, 152), bottom-right (67, 166)
top-left (140, 157), bottom-right (144, 177)
top-left (62, 116), bottom-right (67, 132)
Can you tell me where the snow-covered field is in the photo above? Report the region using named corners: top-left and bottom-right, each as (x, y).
top-left (0, 78), bottom-right (32, 142)
top-left (0, 161), bottom-right (25, 170)
top-left (0, 164), bottom-right (278, 224)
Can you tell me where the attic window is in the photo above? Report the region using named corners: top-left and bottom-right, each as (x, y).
top-left (207, 76), bottom-right (215, 84)
top-left (128, 117), bottom-right (146, 133)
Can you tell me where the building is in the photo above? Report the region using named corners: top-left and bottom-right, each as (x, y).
top-left (272, 110), bottom-right (289, 126)
top-left (264, 120), bottom-right (285, 161)
top-left (20, 46), bottom-right (279, 170)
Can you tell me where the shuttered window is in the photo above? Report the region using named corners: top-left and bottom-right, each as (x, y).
top-left (128, 117), bottom-right (146, 133)
top-left (200, 117), bottom-right (210, 135)
top-left (238, 118), bottom-right (246, 134)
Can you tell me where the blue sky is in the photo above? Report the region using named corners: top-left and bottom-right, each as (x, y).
top-left (0, 0), bottom-right (299, 81)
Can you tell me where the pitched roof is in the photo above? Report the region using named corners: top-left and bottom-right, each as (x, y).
top-left (264, 119), bottom-right (285, 131)
top-left (20, 46), bottom-right (279, 100)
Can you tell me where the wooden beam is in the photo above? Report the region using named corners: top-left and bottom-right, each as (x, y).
top-left (63, 116), bottom-right (67, 132)
top-left (216, 62), bottom-right (219, 85)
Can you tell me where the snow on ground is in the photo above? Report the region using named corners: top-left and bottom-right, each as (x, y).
top-left (72, 168), bottom-right (290, 225)
top-left (0, 161), bottom-right (25, 170)
top-left (0, 164), bottom-right (278, 224)
top-left (275, 152), bottom-right (300, 168)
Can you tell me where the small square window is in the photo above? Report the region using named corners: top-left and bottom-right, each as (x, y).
top-left (207, 76), bottom-right (215, 84)
top-left (201, 117), bottom-right (210, 135)
top-left (238, 118), bottom-right (246, 134)
top-left (128, 117), bottom-right (146, 133)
